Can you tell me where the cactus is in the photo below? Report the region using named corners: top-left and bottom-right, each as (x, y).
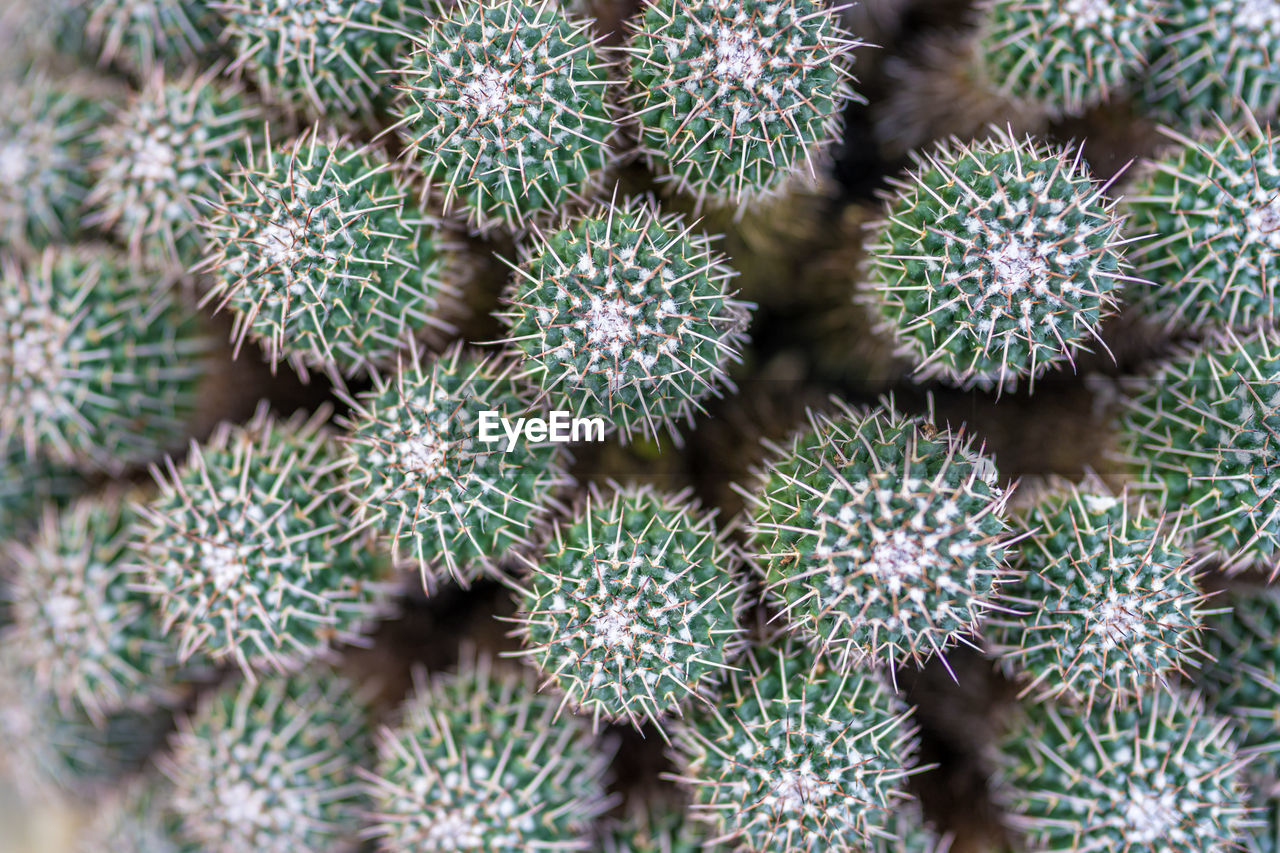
top-left (198, 129), bottom-right (460, 380)
top-left (624, 0), bottom-right (861, 208)
top-left (744, 398), bottom-right (1013, 671)
top-left (131, 404), bottom-right (395, 677)
top-left (992, 690), bottom-right (1248, 851)
top-left (512, 483), bottom-right (745, 730)
top-left (0, 438), bottom-right (79, 540)
top-left (1116, 328), bottom-right (1280, 572)
top-left (163, 670), bottom-right (373, 853)
top-left (87, 68), bottom-right (266, 268)
top-left (85, 0), bottom-right (224, 75)
top-left (987, 480), bottom-right (1207, 711)
top-left (498, 195), bottom-right (751, 443)
top-left (1123, 119), bottom-right (1280, 333)
top-left (77, 778), bottom-right (189, 853)
top-left (339, 343), bottom-right (572, 592)
top-left (362, 651), bottom-right (614, 851)
top-left (394, 0), bottom-right (617, 233)
top-left (861, 128), bottom-right (1129, 393)
top-left (598, 793), bottom-right (711, 853)
top-left (670, 636), bottom-right (920, 851)
top-left (0, 247), bottom-right (210, 474)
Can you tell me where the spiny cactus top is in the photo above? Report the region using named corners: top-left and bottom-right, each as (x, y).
top-left (988, 481), bottom-right (1206, 710)
top-left (85, 0), bottom-right (224, 75)
top-left (512, 484), bottom-right (745, 731)
top-left (362, 652), bottom-right (614, 852)
top-left (131, 405), bottom-right (395, 676)
top-left (625, 0), bottom-right (861, 208)
top-left (1116, 328), bottom-right (1280, 572)
top-left (395, 0), bottom-right (616, 233)
top-left (972, 0), bottom-right (1165, 118)
top-left (164, 670), bottom-right (372, 853)
top-left (862, 129), bottom-right (1128, 393)
top-left (1144, 0), bottom-right (1280, 126)
top-left (671, 637), bottom-right (919, 852)
top-left (992, 690), bottom-right (1248, 852)
top-left (499, 195), bottom-right (750, 443)
top-left (1123, 120), bottom-right (1280, 333)
top-left (87, 69), bottom-right (266, 268)
top-left (199, 130), bottom-right (460, 379)
top-left (0, 247), bottom-right (209, 474)
top-left (339, 343), bottom-right (572, 592)
top-left (745, 398), bottom-right (1013, 671)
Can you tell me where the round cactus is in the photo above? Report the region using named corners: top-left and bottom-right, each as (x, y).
top-left (498, 195), bottom-right (751, 443)
top-left (163, 670), bottom-right (373, 853)
top-left (0, 247), bottom-right (210, 474)
top-left (87, 68), bottom-right (266, 268)
top-left (131, 404), bottom-right (395, 677)
top-left (1123, 120), bottom-right (1280, 333)
top-left (394, 0), bottom-right (617, 233)
top-left (988, 480), bottom-right (1207, 710)
top-left (625, 0), bottom-right (861, 208)
top-left (972, 0), bottom-right (1165, 118)
top-left (861, 129), bottom-right (1129, 393)
top-left (85, 0), bottom-right (224, 75)
top-left (339, 343), bottom-right (572, 592)
top-left (362, 651), bottom-right (614, 851)
top-left (745, 398), bottom-right (1013, 671)
top-left (512, 484), bottom-right (745, 731)
top-left (199, 129), bottom-right (460, 380)
top-left (992, 690), bottom-right (1248, 852)
top-left (670, 637), bottom-right (920, 851)
top-left (1116, 328), bottom-right (1280, 572)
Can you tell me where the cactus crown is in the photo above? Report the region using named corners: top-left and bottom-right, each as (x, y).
top-left (199, 129), bottom-right (459, 379)
top-left (746, 397), bottom-right (1013, 671)
top-left (86, 0), bottom-right (224, 75)
top-left (0, 247), bottom-right (208, 473)
top-left (625, 0), bottom-right (861, 207)
top-left (132, 404), bottom-right (393, 676)
top-left (363, 651), bottom-right (614, 852)
top-left (499, 195), bottom-right (750, 443)
top-left (863, 128), bottom-right (1128, 393)
top-left (1124, 120), bottom-right (1280, 333)
top-left (339, 343), bottom-right (572, 592)
top-left (395, 0), bottom-right (617, 233)
top-left (512, 483), bottom-right (745, 731)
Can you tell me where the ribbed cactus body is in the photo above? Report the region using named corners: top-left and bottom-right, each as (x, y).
top-left (86, 0), bottom-right (223, 75)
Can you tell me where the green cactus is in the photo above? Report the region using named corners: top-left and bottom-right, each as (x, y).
top-left (394, 0), bottom-right (617, 233)
top-left (512, 483), bottom-right (745, 730)
top-left (85, 0), bottom-right (224, 75)
top-left (339, 343), bottom-right (572, 592)
top-left (0, 437), bottom-right (79, 540)
top-left (599, 793), bottom-right (712, 853)
top-left (498, 195), bottom-right (751, 443)
top-left (745, 398), bottom-right (1013, 671)
top-left (861, 128), bottom-right (1129, 393)
top-left (624, 0), bottom-right (861, 208)
top-left (362, 651), bottom-right (614, 851)
top-left (199, 129), bottom-right (460, 380)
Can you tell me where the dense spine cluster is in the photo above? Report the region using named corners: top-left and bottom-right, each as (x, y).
top-left (85, 0), bottom-right (224, 75)
top-left (862, 129), bottom-right (1129, 393)
top-left (746, 399), bottom-right (1013, 671)
top-left (513, 484), bottom-right (745, 730)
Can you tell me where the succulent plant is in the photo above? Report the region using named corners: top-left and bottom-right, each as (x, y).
top-left (598, 792), bottom-right (711, 853)
top-left (987, 479), bottom-right (1206, 711)
top-left (0, 437), bottom-right (80, 540)
top-left (0, 247), bottom-right (210, 474)
top-left (87, 67), bottom-right (267, 268)
top-left (624, 0), bottom-right (861, 208)
top-left (1116, 328), bottom-right (1280, 572)
top-left (199, 129), bottom-right (460, 380)
top-left (77, 777), bottom-right (189, 853)
top-left (85, 0), bottom-right (224, 75)
top-left (1245, 796), bottom-right (1280, 853)
top-left (744, 397), bottom-right (1013, 672)
top-left (1123, 119), bottom-right (1280, 333)
top-left (394, 0), bottom-right (617, 233)
top-left (992, 690), bottom-right (1249, 852)
top-left (861, 128), bottom-right (1129, 393)
top-left (339, 342), bottom-right (572, 592)
top-left (131, 404), bottom-right (395, 677)
top-left (670, 636), bottom-right (920, 851)
top-left (498, 195), bottom-right (751, 443)
top-left (512, 483), bottom-right (745, 730)
top-left (164, 669), bottom-right (373, 853)
top-left (362, 651), bottom-right (614, 851)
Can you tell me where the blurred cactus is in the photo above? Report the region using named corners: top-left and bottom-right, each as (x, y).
top-left (0, 437), bottom-right (79, 540)
top-left (76, 777), bottom-right (188, 853)
top-left (86, 0), bottom-right (224, 75)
